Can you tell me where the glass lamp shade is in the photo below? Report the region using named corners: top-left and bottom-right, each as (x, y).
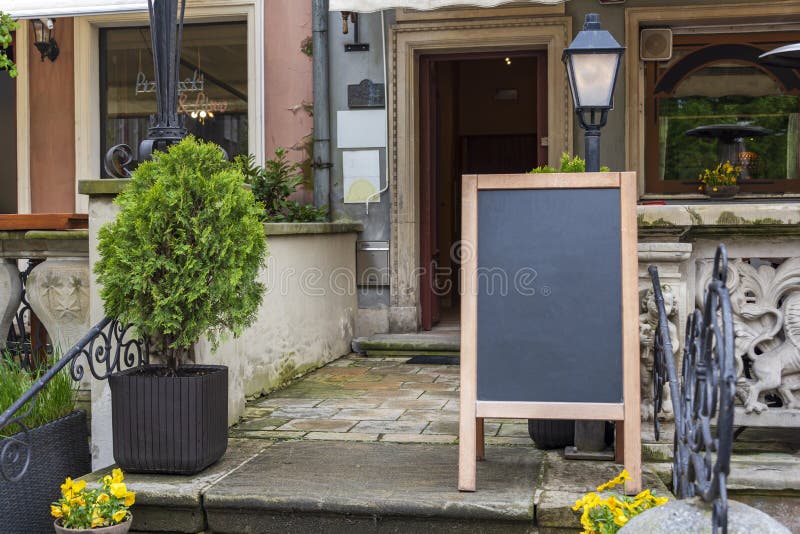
top-left (31, 19), bottom-right (52, 44)
top-left (565, 52), bottom-right (621, 109)
top-left (562, 14), bottom-right (624, 111)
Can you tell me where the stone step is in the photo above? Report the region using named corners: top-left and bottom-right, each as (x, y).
top-left (83, 439), bottom-right (676, 534)
top-left (353, 334), bottom-right (460, 357)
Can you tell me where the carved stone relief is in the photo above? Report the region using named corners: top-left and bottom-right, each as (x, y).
top-left (27, 258), bottom-right (91, 354)
top-left (697, 257), bottom-right (800, 415)
top-left (639, 284), bottom-right (681, 421)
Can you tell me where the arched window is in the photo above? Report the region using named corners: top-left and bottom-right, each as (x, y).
top-left (645, 32), bottom-right (800, 194)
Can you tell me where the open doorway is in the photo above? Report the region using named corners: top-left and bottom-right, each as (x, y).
top-left (419, 51), bottom-right (547, 330)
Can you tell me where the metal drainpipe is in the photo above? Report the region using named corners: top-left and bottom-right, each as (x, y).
top-left (312, 0), bottom-right (332, 215)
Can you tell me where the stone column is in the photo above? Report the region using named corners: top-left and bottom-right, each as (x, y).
top-left (0, 259), bottom-right (21, 352)
top-left (637, 242), bottom-right (692, 421)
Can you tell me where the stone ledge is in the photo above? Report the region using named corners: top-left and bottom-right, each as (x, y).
top-left (638, 202), bottom-right (800, 238)
top-left (263, 221), bottom-right (363, 236)
top-left (78, 179), bottom-right (131, 196)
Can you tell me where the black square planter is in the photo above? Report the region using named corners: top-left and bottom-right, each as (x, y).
top-left (109, 364), bottom-right (228, 475)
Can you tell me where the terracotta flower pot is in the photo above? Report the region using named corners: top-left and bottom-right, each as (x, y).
top-left (53, 516), bottom-right (132, 534)
top-left (704, 185), bottom-right (739, 199)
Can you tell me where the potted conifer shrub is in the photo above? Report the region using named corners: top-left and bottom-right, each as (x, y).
top-left (95, 137), bottom-right (267, 474)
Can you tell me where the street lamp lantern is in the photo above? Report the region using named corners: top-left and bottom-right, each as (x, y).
top-left (562, 13), bottom-right (624, 172)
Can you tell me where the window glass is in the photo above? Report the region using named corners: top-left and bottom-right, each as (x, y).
top-left (100, 22), bottom-right (247, 175)
top-left (645, 33), bottom-right (800, 194)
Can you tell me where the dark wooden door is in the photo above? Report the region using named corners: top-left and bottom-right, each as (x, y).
top-left (420, 56), bottom-right (440, 331)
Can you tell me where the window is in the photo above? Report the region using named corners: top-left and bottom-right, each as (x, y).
top-left (645, 32), bottom-right (800, 194)
top-left (100, 22), bottom-right (247, 176)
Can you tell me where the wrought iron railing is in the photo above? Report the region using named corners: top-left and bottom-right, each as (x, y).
top-left (649, 244), bottom-right (735, 534)
top-left (4, 260), bottom-right (50, 370)
top-left (0, 317), bottom-right (148, 482)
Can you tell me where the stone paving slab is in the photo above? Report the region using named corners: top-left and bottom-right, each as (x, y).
top-left (203, 441), bottom-right (542, 533)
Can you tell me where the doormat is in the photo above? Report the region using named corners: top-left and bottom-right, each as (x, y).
top-left (405, 356), bottom-right (460, 365)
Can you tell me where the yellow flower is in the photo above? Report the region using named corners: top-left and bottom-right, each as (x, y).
top-left (712, 187), bottom-right (718, 192)
top-left (112, 468), bottom-right (125, 484)
top-left (124, 491), bottom-right (136, 507)
top-left (72, 479), bottom-right (87, 493)
top-left (97, 493), bottom-right (110, 504)
top-left (50, 505), bottom-right (63, 518)
top-left (60, 477), bottom-right (73, 497)
top-left (70, 495), bottom-right (86, 507)
top-left (613, 509), bottom-right (629, 526)
top-left (113, 510), bottom-right (128, 523)
top-left (103, 475), bottom-right (112, 486)
top-left (61, 503), bottom-right (71, 517)
top-left (110, 482), bottom-right (127, 499)
top-left (596, 470), bottom-right (630, 491)
top-left (91, 508), bottom-right (105, 528)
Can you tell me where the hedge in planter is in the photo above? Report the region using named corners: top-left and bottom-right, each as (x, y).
top-left (96, 137), bottom-right (267, 474)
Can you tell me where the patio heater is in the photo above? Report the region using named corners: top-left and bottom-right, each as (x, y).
top-left (562, 13), bottom-right (624, 172)
top-left (105, 0), bottom-right (187, 178)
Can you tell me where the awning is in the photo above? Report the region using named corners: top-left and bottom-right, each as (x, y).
top-left (330, 0), bottom-right (566, 12)
top-left (1, 1), bottom-right (148, 19)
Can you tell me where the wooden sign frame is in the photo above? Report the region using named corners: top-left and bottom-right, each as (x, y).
top-left (458, 172), bottom-right (641, 493)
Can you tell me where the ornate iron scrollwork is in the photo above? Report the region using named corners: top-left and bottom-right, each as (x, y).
top-left (649, 244), bottom-right (735, 534)
top-left (0, 317), bottom-right (148, 482)
top-left (104, 144), bottom-right (136, 178)
top-left (70, 319), bottom-right (149, 382)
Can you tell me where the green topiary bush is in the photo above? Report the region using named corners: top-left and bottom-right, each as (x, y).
top-left (95, 136), bottom-right (268, 372)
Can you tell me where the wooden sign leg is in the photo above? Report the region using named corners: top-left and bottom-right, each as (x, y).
top-left (623, 415), bottom-right (642, 494)
top-left (476, 418), bottom-right (485, 461)
top-left (614, 421), bottom-right (624, 464)
top-left (458, 408), bottom-right (477, 491)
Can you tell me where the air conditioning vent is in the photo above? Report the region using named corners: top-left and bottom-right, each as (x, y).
top-left (640, 28), bottom-right (673, 61)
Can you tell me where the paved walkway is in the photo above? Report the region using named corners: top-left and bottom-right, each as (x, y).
top-left (231, 354), bottom-right (530, 446)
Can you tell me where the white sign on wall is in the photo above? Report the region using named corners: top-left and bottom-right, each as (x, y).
top-left (337, 110), bottom-right (387, 149)
top-left (343, 150), bottom-right (381, 204)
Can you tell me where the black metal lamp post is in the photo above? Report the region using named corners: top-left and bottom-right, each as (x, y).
top-left (105, 0), bottom-right (187, 177)
top-left (562, 13), bottom-right (624, 172)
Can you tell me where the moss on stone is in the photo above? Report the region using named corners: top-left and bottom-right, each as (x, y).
top-left (637, 215), bottom-right (676, 228)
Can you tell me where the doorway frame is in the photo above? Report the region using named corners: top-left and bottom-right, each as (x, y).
top-left (388, 16), bottom-right (573, 332)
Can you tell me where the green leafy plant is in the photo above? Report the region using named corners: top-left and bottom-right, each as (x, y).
top-left (0, 11), bottom-right (18, 78)
top-left (234, 148), bottom-right (327, 222)
top-left (0, 357), bottom-right (75, 437)
top-left (530, 152), bottom-right (610, 173)
top-left (95, 136), bottom-right (268, 372)
top-left (572, 470), bottom-right (668, 534)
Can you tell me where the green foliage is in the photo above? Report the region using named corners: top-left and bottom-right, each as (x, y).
top-left (530, 153), bottom-right (610, 173)
top-left (95, 137), bottom-right (268, 370)
top-left (234, 148), bottom-right (327, 222)
top-left (0, 12), bottom-right (18, 78)
top-left (0, 357), bottom-right (75, 438)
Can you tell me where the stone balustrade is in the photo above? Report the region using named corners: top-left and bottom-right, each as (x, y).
top-left (0, 230), bottom-right (90, 357)
top-left (638, 201), bottom-right (800, 428)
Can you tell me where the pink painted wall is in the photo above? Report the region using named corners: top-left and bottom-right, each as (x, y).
top-left (263, 0), bottom-right (314, 167)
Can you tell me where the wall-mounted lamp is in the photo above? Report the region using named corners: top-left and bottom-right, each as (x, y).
top-left (32, 18), bottom-right (59, 62)
top-left (340, 11), bottom-right (369, 52)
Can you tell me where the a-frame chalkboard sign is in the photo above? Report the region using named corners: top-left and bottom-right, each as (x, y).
top-left (458, 172), bottom-right (641, 494)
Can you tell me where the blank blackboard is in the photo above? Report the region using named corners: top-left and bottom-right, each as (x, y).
top-left (458, 172), bottom-right (641, 494)
top-left (476, 188), bottom-right (622, 403)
